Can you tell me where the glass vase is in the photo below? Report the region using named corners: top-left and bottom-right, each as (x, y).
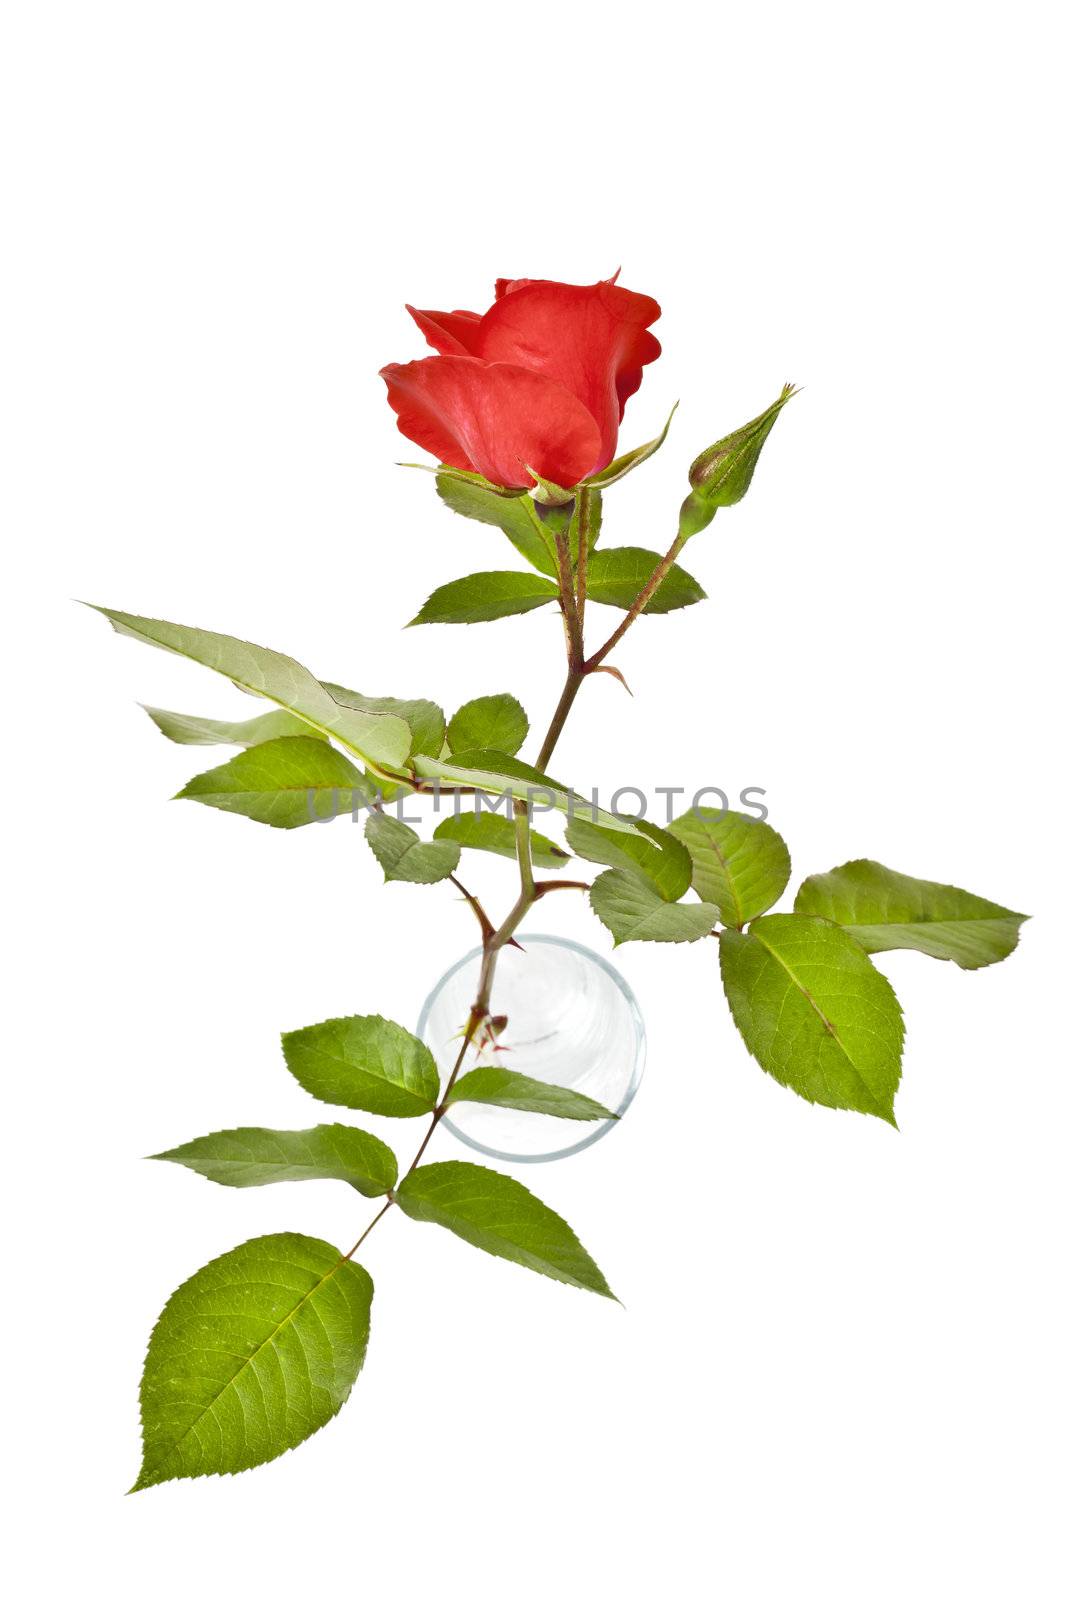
top-left (416, 933), bottom-right (645, 1163)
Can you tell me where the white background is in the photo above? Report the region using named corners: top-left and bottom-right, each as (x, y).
top-left (3, 3), bottom-right (1063, 1595)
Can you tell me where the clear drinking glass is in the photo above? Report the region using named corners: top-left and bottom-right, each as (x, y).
top-left (416, 933), bottom-right (645, 1163)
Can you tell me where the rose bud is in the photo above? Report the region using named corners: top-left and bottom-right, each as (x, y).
top-left (381, 275), bottom-right (661, 491)
top-left (679, 383), bottom-right (796, 541)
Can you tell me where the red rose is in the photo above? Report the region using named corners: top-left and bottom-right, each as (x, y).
top-left (380, 274), bottom-right (661, 491)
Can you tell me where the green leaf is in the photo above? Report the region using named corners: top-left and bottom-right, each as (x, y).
top-left (133, 1233), bottom-right (372, 1490)
top-left (584, 546), bottom-right (706, 613)
top-left (447, 1068), bottom-right (617, 1122)
top-left (323, 683), bottom-right (445, 760)
top-left (365, 810), bottom-right (460, 884)
top-left (447, 693), bottom-right (529, 757)
top-left (142, 704), bottom-right (328, 748)
top-left (409, 572), bottom-right (559, 626)
top-left (395, 1161), bottom-right (614, 1297)
top-left (151, 1124), bottom-right (398, 1197)
top-left (794, 859), bottom-right (1027, 970)
top-left (413, 749), bottom-right (642, 837)
top-left (584, 403), bottom-right (678, 488)
top-left (668, 808), bottom-right (791, 928)
top-left (282, 1013), bottom-right (439, 1117)
top-left (719, 913), bottom-right (904, 1123)
top-left (590, 868), bottom-right (720, 944)
top-left (434, 810), bottom-right (569, 869)
top-left (566, 815), bottom-right (691, 900)
top-left (177, 736), bottom-right (373, 828)
top-left (91, 606), bottom-right (411, 772)
top-left (436, 474), bottom-right (556, 576)
top-left (679, 383), bottom-right (796, 542)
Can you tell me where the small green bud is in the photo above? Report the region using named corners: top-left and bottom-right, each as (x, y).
top-left (678, 383), bottom-right (796, 542)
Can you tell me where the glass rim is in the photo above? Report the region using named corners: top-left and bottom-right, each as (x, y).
top-left (416, 933), bottom-right (646, 1165)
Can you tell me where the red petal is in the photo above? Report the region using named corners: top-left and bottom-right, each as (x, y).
top-left (616, 329), bottom-right (663, 413)
top-left (406, 304), bottom-right (483, 356)
top-left (380, 356), bottom-right (603, 489)
top-left (474, 278), bottom-right (661, 471)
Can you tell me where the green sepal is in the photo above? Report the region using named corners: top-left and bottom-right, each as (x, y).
top-left (524, 467), bottom-right (574, 507)
top-left (404, 461), bottom-right (526, 496)
top-left (583, 403), bottom-right (678, 488)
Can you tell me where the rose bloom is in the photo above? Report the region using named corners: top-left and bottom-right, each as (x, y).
top-left (381, 274), bottom-right (661, 490)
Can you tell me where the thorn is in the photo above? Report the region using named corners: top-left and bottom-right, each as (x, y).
top-left (591, 664), bottom-right (634, 696)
